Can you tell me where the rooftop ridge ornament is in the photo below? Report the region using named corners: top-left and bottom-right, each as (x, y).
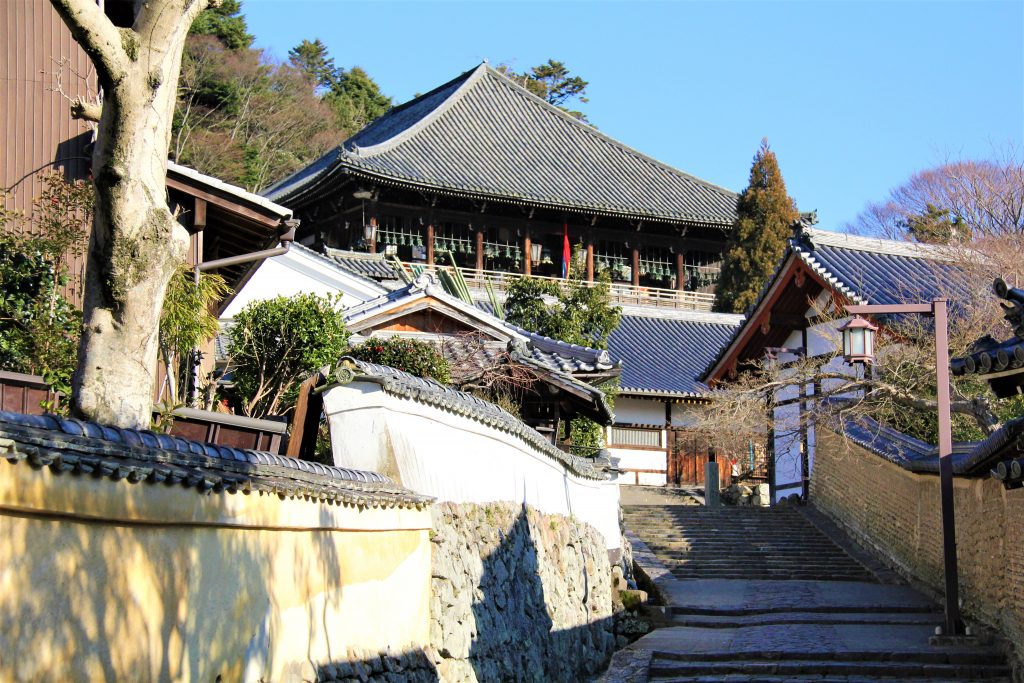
top-left (994, 277), bottom-right (1024, 337)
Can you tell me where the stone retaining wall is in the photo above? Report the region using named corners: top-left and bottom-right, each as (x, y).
top-left (429, 501), bottom-right (616, 682)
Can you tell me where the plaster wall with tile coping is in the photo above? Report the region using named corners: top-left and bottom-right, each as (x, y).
top-left (323, 378), bottom-right (622, 555)
top-left (0, 459), bottom-right (432, 682)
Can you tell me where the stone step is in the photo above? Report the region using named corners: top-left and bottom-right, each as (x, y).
top-left (647, 659), bottom-right (1010, 680)
top-left (669, 603), bottom-right (940, 617)
top-left (652, 675), bottom-right (1010, 683)
top-left (669, 611), bottom-right (942, 628)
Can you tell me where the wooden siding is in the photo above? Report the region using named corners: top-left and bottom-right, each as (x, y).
top-left (2, 0), bottom-right (95, 306)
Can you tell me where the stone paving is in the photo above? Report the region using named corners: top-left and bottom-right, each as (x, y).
top-left (603, 503), bottom-right (1011, 682)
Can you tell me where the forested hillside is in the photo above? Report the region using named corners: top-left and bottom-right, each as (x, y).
top-left (172, 1), bottom-right (391, 192)
top-left (173, 2), bottom-right (591, 192)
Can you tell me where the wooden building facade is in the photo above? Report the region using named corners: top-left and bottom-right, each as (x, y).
top-left (266, 63), bottom-right (738, 310)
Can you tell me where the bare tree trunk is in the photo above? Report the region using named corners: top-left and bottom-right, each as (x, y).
top-left (51, 0), bottom-right (213, 428)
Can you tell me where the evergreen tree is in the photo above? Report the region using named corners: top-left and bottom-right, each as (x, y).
top-left (497, 59), bottom-right (590, 122)
top-left (714, 139), bottom-right (799, 314)
top-left (189, 0), bottom-right (252, 50)
top-left (325, 67), bottom-right (393, 133)
top-left (289, 39), bottom-right (339, 92)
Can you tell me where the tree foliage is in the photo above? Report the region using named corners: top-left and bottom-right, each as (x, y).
top-left (497, 59), bottom-right (590, 122)
top-left (505, 255), bottom-right (622, 350)
top-left (715, 139), bottom-right (800, 314)
top-left (226, 293), bottom-right (349, 418)
top-left (0, 174), bottom-right (91, 401)
top-left (175, 7), bottom-right (392, 191)
top-left (188, 0), bottom-right (252, 50)
top-left (348, 336), bottom-right (451, 384)
top-left (846, 152), bottom-right (1024, 242)
top-left (505, 255), bottom-right (622, 453)
top-left (288, 38), bottom-right (338, 91)
top-left (157, 264), bottom-right (229, 407)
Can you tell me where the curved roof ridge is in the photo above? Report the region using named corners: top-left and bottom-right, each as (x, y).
top-left (347, 63), bottom-right (489, 158)
top-left (477, 65), bottom-right (738, 201)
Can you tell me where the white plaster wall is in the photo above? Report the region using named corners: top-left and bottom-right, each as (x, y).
top-left (323, 382), bottom-right (622, 552)
top-left (637, 472), bottom-right (668, 486)
top-left (221, 248), bottom-right (385, 318)
top-left (613, 397), bottom-right (665, 425)
top-left (771, 316), bottom-right (855, 501)
top-left (609, 448), bottom-right (666, 472)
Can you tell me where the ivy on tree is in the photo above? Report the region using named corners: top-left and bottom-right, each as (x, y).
top-left (714, 139), bottom-right (800, 314)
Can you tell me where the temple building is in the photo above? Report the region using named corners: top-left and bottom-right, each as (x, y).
top-left (266, 62), bottom-right (737, 311)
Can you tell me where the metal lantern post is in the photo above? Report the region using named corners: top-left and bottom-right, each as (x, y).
top-left (843, 299), bottom-right (963, 637)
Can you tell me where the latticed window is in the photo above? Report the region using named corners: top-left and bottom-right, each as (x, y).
top-left (610, 427), bottom-right (663, 448)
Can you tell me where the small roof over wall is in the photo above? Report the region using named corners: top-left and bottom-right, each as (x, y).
top-left (704, 225), bottom-right (970, 383)
top-left (830, 413), bottom-right (1024, 485)
top-left (343, 273), bottom-right (619, 423)
top-left (266, 63), bottom-right (737, 226)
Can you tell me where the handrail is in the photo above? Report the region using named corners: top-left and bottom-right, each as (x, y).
top-left (396, 261), bottom-right (717, 311)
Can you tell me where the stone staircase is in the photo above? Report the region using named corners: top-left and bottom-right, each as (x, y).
top-left (608, 504), bottom-right (1012, 682)
top-left (623, 505), bottom-right (874, 581)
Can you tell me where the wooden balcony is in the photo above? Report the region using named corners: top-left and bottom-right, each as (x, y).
top-left (399, 262), bottom-right (717, 311)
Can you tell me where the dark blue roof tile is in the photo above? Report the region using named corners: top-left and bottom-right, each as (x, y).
top-left (608, 312), bottom-right (742, 396)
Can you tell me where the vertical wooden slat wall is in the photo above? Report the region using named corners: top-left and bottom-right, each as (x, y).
top-left (2, 0), bottom-right (96, 307)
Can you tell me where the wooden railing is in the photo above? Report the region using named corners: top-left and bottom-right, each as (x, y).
top-left (400, 262), bottom-right (716, 311)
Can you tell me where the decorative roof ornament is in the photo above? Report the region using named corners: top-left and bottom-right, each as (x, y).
top-left (994, 277), bottom-right (1024, 337)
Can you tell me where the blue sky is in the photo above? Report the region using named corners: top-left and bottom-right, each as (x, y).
top-left (245, 1), bottom-right (1023, 231)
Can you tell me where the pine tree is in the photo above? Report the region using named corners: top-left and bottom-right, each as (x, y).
top-left (289, 39), bottom-right (340, 92)
top-left (188, 0), bottom-right (252, 50)
top-left (714, 139), bottom-right (799, 314)
top-left (325, 67), bottom-right (392, 134)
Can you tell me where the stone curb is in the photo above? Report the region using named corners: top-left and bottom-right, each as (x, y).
top-left (625, 530), bottom-right (676, 607)
top-left (597, 647), bottom-right (652, 683)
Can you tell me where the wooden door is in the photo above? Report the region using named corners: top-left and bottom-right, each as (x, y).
top-left (668, 429), bottom-right (733, 487)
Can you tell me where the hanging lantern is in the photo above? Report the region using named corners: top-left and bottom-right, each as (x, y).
top-left (838, 315), bottom-right (878, 364)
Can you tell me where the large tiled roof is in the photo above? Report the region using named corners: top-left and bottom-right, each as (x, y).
top-left (608, 309), bottom-right (743, 397)
top-left (266, 63), bottom-right (738, 225)
top-left (0, 411), bottom-right (430, 508)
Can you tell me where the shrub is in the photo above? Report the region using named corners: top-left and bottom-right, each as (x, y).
top-left (226, 293), bottom-right (349, 417)
top-left (0, 174), bottom-right (92, 404)
top-left (348, 336), bottom-right (450, 384)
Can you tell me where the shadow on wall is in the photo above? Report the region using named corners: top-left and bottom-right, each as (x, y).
top-left (0, 463), bottom-right (426, 682)
top-left (318, 503), bottom-right (617, 683)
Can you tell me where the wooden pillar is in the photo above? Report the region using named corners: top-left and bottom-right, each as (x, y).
top-left (676, 251), bottom-right (686, 291)
top-left (368, 217), bottom-right (378, 254)
top-left (475, 227), bottom-right (485, 272)
top-left (523, 231), bottom-right (532, 276)
top-left (766, 395), bottom-right (776, 505)
top-left (426, 223), bottom-right (435, 265)
top-left (193, 197), bottom-right (207, 231)
top-left (585, 238), bottom-right (594, 282)
top-left (631, 245), bottom-right (640, 287)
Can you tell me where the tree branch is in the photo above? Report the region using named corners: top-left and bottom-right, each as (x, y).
top-left (48, 0), bottom-right (128, 84)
